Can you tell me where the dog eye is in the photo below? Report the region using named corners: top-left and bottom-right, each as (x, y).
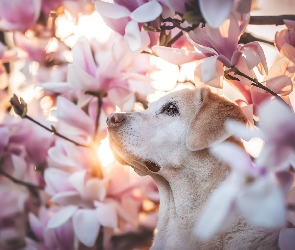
top-left (160, 102), bottom-right (179, 116)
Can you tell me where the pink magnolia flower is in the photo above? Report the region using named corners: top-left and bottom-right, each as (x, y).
top-left (40, 36), bottom-right (154, 140)
top-left (165, 0), bottom-right (252, 28)
top-left (275, 20), bottom-right (295, 58)
top-left (0, 0), bottom-right (41, 32)
top-left (153, 11), bottom-right (267, 88)
top-left (27, 206), bottom-right (75, 249)
top-left (95, 0), bottom-right (165, 51)
top-left (195, 142), bottom-right (289, 240)
top-left (0, 115), bottom-right (52, 187)
top-left (0, 181), bottom-right (28, 249)
top-left (51, 96), bottom-right (95, 144)
top-left (44, 137), bottom-right (154, 247)
top-left (226, 99), bottom-right (295, 168)
top-left (279, 185), bottom-right (295, 250)
top-left (229, 56), bottom-right (294, 116)
top-left (14, 32), bottom-right (68, 66)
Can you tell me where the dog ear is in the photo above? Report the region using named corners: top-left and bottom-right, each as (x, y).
top-left (186, 88), bottom-right (247, 151)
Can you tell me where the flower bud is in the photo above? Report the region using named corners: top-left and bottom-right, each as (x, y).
top-left (9, 94), bottom-right (27, 118)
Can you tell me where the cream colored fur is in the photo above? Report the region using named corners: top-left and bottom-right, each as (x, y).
top-left (107, 88), bottom-right (280, 250)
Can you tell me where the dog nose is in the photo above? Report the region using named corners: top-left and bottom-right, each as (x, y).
top-left (107, 113), bottom-right (126, 127)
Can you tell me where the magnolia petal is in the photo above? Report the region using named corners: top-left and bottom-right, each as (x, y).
top-left (68, 170), bottom-right (87, 195)
top-left (161, 3), bottom-right (175, 19)
top-left (242, 42), bottom-right (268, 75)
top-left (279, 228), bottom-right (295, 250)
top-left (72, 37), bottom-right (97, 76)
top-left (239, 104), bottom-right (253, 124)
top-left (51, 191), bottom-right (84, 206)
top-left (195, 56), bottom-right (224, 88)
top-left (237, 175), bottom-right (286, 228)
top-left (0, 0), bottom-right (41, 31)
top-left (210, 142), bottom-right (258, 176)
top-left (67, 64), bottom-right (98, 92)
top-left (100, 15), bottom-right (129, 36)
top-left (95, 1), bottom-right (130, 19)
top-left (11, 154), bottom-right (27, 179)
top-left (55, 96), bottom-right (95, 135)
top-left (250, 85), bottom-right (271, 106)
top-left (130, 1), bottom-right (162, 23)
top-left (82, 178), bottom-right (108, 202)
top-left (280, 44), bottom-right (295, 60)
top-left (265, 75), bottom-right (292, 95)
top-left (275, 171), bottom-right (294, 194)
top-left (235, 56), bottom-right (255, 86)
top-left (199, 0), bottom-right (235, 28)
top-left (165, 0), bottom-right (186, 13)
top-left (36, 82), bottom-right (70, 93)
top-left (96, 201), bottom-right (118, 228)
top-left (124, 20), bottom-right (142, 52)
top-left (117, 197), bottom-right (139, 226)
top-left (29, 212), bottom-right (44, 241)
top-left (194, 180), bottom-right (237, 240)
top-left (48, 146), bottom-right (77, 168)
top-left (284, 20), bottom-right (295, 29)
top-left (258, 100), bottom-right (295, 136)
top-left (128, 78), bottom-right (154, 95)
top-left (44, 168), bottom-right (72, 196)
top-left (73, 209), bottom-right (100, 247)
top-left (206, 15), bottom-right (240, 59)
top-left (47, 205), bottom-right (78, 228)
top-left (266, 57), bottom-right (295, 82)
top-left (225, 120), bottom-right (261, 141)
top-left (153, 46), bottom-right (205, 65)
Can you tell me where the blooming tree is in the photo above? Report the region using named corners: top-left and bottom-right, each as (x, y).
top-left (0, 0), bottom-right (295, 249)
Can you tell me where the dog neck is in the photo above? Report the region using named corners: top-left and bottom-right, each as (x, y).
top-left (150, 148), bottom-right (229, 249)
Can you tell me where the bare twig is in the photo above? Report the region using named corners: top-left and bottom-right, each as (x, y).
top-left (25, 115), bottom-right (89, 147)
top-left (228, 67), bottom-right (289, 106)
top-left (167, 31), bottom-right (184, 47)
top-left (0, 169), bottom-right (44, 190)
top-left (249, 15), bottom-right (295, 25)
top-left (239, 32), bottom-right (274, 46)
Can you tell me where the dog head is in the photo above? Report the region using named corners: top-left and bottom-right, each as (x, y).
top-left (107, 87), bottom-right (246, 177)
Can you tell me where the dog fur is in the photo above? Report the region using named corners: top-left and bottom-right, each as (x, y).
top-left (107, 87), bottom-right (280, 250)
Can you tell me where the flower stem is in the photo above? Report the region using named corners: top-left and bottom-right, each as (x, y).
top-left (229, 67), bottom-right (289, 106)
top-left (0, 168), bottom-right (44, 190)
top-left (167, 31), bottom-right (183, 47)
top-left (249, 15), bottom-right (295, 25)
top-left (24, 115), bottom-right (89, 147)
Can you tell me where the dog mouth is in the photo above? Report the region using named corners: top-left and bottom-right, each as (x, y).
top-left (108, 135), bottom-right (160, 173)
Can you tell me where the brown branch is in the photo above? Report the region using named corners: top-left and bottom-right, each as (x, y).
top-left (228, 67), bottom-right (289, 106)
top-left (239, 32), bottom-right (274, 46)
top-left (0, 169), bottom-right (44, 190)
top-left (85, 91), bottom-right (103, 142)
top-left (167, 31), bottom-right (183, 47)
top-left (249, 15), bottom-right (295, 25)
top-left (25, 115), bottom-right (89, 147)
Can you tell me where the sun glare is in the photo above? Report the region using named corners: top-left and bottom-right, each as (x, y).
top-left (97, 137), bottom-right (115, 168)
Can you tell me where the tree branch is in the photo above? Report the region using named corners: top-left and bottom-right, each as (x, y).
top-left (25, 115), bottom-right (89, 147)
top-left (239, 32), bottom-right (274, 46)
top-left (0, 169), bottom-right (44, 190)
top-left (167, 31), bottom-right (183, 47)
top-left (249, 15), bottom-right (295, 25)
top-left (228, 67), bottom-right (289, 106)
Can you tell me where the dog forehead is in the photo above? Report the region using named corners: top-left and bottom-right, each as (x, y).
top-left (148, 88), bottom-right (197, 111)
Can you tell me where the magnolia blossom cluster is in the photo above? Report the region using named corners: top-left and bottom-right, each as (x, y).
top-left (0, 0), bottom-right (295, 249)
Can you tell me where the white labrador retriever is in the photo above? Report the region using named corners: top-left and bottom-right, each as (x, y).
top-left (107, 87), bottom-right (280, 250)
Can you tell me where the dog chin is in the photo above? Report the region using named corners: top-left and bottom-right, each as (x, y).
top-left (109, 136), bottom-right (160, 175)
